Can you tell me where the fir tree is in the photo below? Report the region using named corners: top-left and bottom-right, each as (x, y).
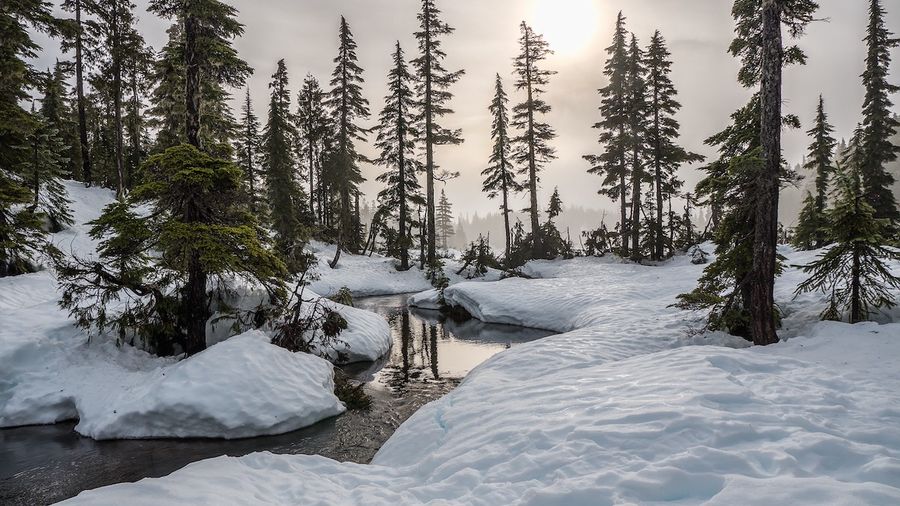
top-left (61, 0), bottom-right (97, 184)
top-left (858, 0), bottom-right (900, 227)
top-left (326, 16), bottom-right (369, 267)
top-left (261, 59), bottom-right (305, 261)
top-left (794, 95), bottom-right (836, 249)
top-left (374, 43), bottom-right (423, 271)
top-left (546, 186), bottom-right (563, 222)
top-left (235, 88), bottom-right (262, 213)
top-left (645, 30), bottom-right (703, 260)
top-left (296, 74), bottom-right (329, 222)
top-left (482, 74), bottom-right (521, 259)
top-left (57, 144), bottom-right (287, 356)
top-left (413, 0), bottom-right (464, 267)
top-left (30, 80), bottom-right (75, 232)
top-left (586, 12), bottom-right (631, 256)
top-left (148, 0), bottom-right (251, 154)
top-left (41, 62), bottom-right (83, 181)
top-left (512, 21), bottom-right (557, 257)
top-left (436, 189), bottom-right (455, 250)
top-left (796, 161), bottom-right (900, 323)
top-left (625, 33), bottom-right (649, 261)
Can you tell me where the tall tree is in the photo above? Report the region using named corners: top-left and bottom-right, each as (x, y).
top-left (61, 0), bottom-right (96, 184)
top-left (796, 161), bottom-right (900, 323)
top-left (326, 16), bottom-right (369, 267)
top-left (262, 60), bottom-right (305, 259)
top-left (586, 12), bottom-right (631, 256)
top-left (512, 21), bottom-right (557, 256)
top-left (645, 30), bottom-right (703, 260)
top-left (858, 0), bottom-right (900, 227)
top-left (794, 94), bottom-right (836, 249)
top-left (625, 33), bottom-right (649, 261)
top-left (235, 87), bottom-right (262, 213)
top-left (296, 74), bottom-right (328, 222)
top-left (148, 0), bottom-right (250, 153)
top-left (482, 74), bottom-right (521, 259)
top-left (0, 0), bottom-right (63, 276)
top-left (374, 43), bottom-right (422, 271)
top-left (31, 79), bottom-right (75, 232)
top-left (413, 0), bottom-right (464, 268)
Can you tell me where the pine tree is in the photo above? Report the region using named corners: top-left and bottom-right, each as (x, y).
top-left (858, 0), bottom-right (900, 227)
top-left (794, 95), bottom-right (836, 249)
top-left (374, 43), bottom-right (423, 271)
top-left (148, 0), bottom-right (251, 154)
top-left (546, 186), bottom-right (563, 222)
top-left (512, 21), bottom-right (557, 257)
top-left (482, 74), bottom-right (521, 259)
top-left (0, 0), bottom-right (64, 277)
top-left (326, 16), bottom-right (369, 267)
top-left (645, 30), bottom-right (703, 260)
top-left (41, 62), bottom-right (83, 181)
top-left (436, 189), bottom-right (455, 250)
top-left (61, 0), bottom-right (97, 184)
top-left (586, 12), bottom-right (631, 256)
top-left (30, 78), bottom-right (75, 232)
top-left (262, 59), bottom-right (305, 261)
top-left (679, 0), bottom-right (817, 344)
top-left (235, 88), bottom-right (262, 213)
top-left (625, 33), bottom-right (649, 261)
top-left (796, 161), bottom-right (900, 323)
top-left (57, 144), bottom-right (287, 356)
top-left (413, 0), bottom-right (464, 267)
top-left (296, 74), bottom-right (329, 223)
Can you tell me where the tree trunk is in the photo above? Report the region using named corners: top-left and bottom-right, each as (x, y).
top-left (524, 29), bottom-right (542, 255)
top-left (502, 176), bottom-right (511, 259)
top-left (423, 2), bottom-right (437, 268)
top-left (630, 151), bottom-right (642, 262)
top-left (112, 2), bottom-right (125, 198)
top-left (749, 0), bottom-right (782, 346)
top-left (619, 159), bottom-right (629, 257)
top-left (654, 92), bottom-right (664, 260)
top-left (75, 0), bottom-right (92, 185)
top-left (850, 242), bottom-right (862, 324)
top-left (398, 103), bottom-right (409, 270)
top-left (184, 12), bottom-right (201, 149)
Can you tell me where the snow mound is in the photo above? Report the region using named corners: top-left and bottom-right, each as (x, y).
top-left (318, 294), bottom-right (392, 364)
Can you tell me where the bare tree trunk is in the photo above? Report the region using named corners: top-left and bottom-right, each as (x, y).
top-left (749, 0), bottom-right (782, 346)
top-left (111, 1), bottom-right (125, 198)
top-left (423, 2), bottom-right (437, 268)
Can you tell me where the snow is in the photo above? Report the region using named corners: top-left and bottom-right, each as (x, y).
top-left (310, 291), bottom-right (393, 364)
top-left (61, 246), bottom-right (900, 504)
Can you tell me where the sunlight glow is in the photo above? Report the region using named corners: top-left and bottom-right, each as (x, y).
top-left (530, 0), bottom-right (599, 56)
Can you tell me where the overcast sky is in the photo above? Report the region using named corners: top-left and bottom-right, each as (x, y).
top-left (32, 0), bottom-right (900, 218)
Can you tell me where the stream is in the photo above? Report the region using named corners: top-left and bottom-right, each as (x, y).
top-left (0, 294), bottom-right (553, 505)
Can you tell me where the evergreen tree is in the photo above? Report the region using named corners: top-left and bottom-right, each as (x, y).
top-left (235, 87), bottom-right (262, 213)
top-left (148, 0), bottom-right (251, 154)
top-left (0, 0), bottom-right (63, 276)
top-left (512, 21), bottom-right (557, 256)
top-left (374, 43), bottom-right (423, 271)
top-left (546, 186), bottom-right (563, 222)
top-left (796, 161), bottom-right (900, 323)
top-left (482, 74), bottom-right (521, 259)
top-left (413, 0), bottom-right (464, 267)
top-left (296, 74), bottom-right (329, 222)
top-left (586, 12), bottom-right (631, 256)
top-left (41, 62), bottom-right (83, 181)
top-left (794, 95), bottom-right (836, 249)
top-left (57, 144), bottom-right (287, 356)
top-left (30, 80), bottom-right (75, 232)
top-left (679, 0), bottom-right (817, 344)
top-left (436, 189), bottom-right (455, 250)
top-left (61, 0), bottom-right (97, 184)
top-left (326, 16), bottom-right (369, 267)
top-left (261, 59), bottom-right (306, 261)
top-left (625, 33), bottom-right (649, 261)
top-left (645, 30), bottom-right (703, 260)
top-left (858, 0), bottom-right (900, 227)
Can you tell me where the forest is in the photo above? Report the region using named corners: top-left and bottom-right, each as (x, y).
top-left (1, 0), bottom-right (900, 504)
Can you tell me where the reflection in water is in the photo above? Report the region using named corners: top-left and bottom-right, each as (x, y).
top-left (1, 293), bottom-right (554, 506)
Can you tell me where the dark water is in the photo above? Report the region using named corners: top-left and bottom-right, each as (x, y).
top-left (0, 294), bottom-right (552, 505)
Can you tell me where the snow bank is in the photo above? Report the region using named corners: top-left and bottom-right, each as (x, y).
top-left (314, 292), bottom-right (392, 364)
top-left (62, 247), bottom-right (900, 504)
top-left (0, 182), bottom-right (347, 440)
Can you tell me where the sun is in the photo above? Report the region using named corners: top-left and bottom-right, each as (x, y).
top-left (530, 0), bottom-right (599, 56)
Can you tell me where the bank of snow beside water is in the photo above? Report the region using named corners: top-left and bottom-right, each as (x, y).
top-left (64, 247), bottom-right (900, 504)
top-left (0, 181), bottom-right (383, 439)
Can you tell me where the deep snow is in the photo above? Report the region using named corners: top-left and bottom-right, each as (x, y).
top-left (60, 244), bottom-right (900, 504)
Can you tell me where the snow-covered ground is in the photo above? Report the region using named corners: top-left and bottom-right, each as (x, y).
top-left (0, 181), bottom-right (404, 439)
top-left (61, 244), bottom-right (900, 504)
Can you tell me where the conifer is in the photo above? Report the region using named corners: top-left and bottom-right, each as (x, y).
top-left (296, 75), bottom-right (329, 222)
top-left (794, 95), bottom-right (836, 249)
top-left (436, 189), bottom-right (455, 250)
top-left (482, 74), bottom-right (521, 259)
top-left (236, 88), bottom-right (262, 213)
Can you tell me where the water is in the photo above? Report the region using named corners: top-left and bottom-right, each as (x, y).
top-left (0, 294), bottom-right (553, 505)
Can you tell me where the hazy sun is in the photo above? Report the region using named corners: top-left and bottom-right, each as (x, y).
top-left (531, 0), bottom-right (599, 56)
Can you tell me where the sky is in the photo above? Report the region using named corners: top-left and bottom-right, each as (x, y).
top-left (31, 0), bottom-right (900, 219)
